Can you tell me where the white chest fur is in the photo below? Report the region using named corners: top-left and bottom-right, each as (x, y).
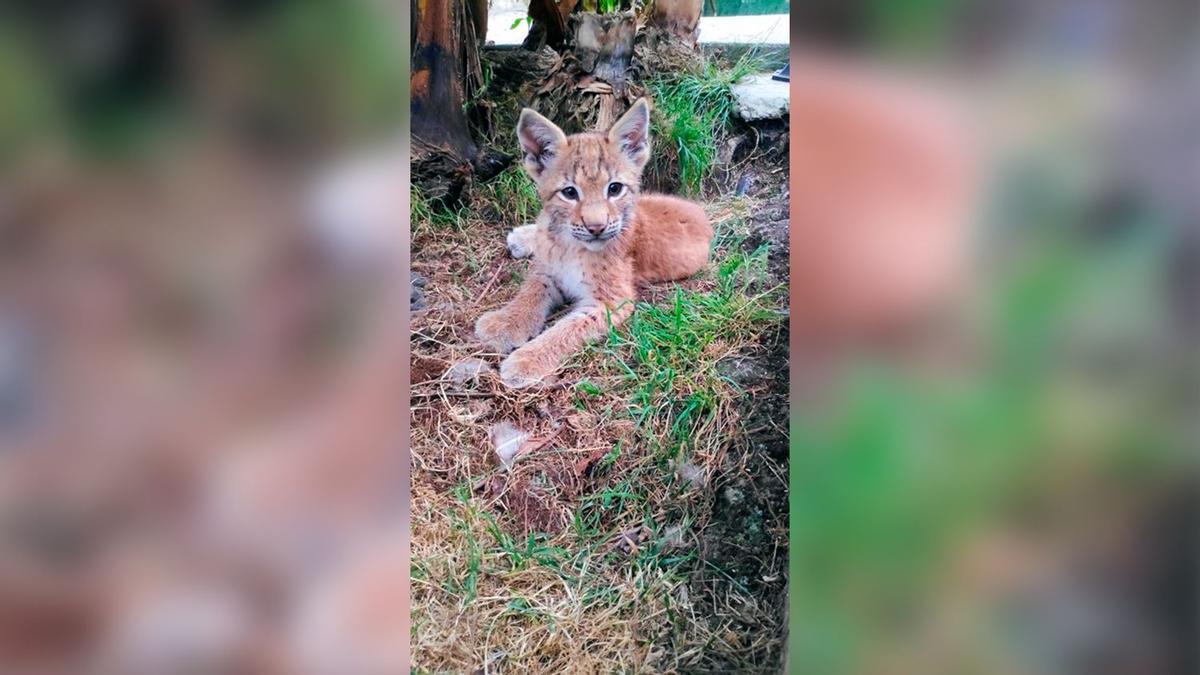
top-left (550, 258), bottom-right (591, 304)
top-left (530, 219), bottom-right (596, 305)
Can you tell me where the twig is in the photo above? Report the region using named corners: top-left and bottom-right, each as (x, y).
top-left (411, 390), bottom-right (496, 399)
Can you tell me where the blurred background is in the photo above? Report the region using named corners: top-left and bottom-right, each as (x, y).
top-left (0, 1), bottom-right (410, 672)
top-left (788, 0), bottom-right (1196, 674)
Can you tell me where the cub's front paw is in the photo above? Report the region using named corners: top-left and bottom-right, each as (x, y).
top-left (499, 348), bottom-right (557, 389)
top-left (506, 224), bottom-right (536, 259)
top-left (475, 309), bottom-right (532, 353)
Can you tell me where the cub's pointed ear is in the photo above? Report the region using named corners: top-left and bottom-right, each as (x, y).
top-left (608, 98), bottom-right (652, 169)
top-left (516, 108), bottom-right (568, 181)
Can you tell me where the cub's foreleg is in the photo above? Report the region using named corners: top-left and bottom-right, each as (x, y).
top-left (475, 272), bottom-right (563, 353)
top-left (499, 299), bottom-right (634, 388)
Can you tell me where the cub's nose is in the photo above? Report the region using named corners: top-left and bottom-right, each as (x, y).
top-left (583, 221), bottom-right (607, 236)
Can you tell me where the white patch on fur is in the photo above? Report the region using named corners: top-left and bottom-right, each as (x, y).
top-left (506, 224), bottom-right (537, 259)
top-left (551, 259), bottom-right (591, 302)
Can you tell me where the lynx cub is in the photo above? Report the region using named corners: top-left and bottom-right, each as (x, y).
top-left (476, 98), bottom-right (713, 387)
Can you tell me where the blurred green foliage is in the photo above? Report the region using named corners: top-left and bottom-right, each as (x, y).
top-left (0, 25), bottom-right (57, 167)
top-left (243, 0), bottom-right (405, 144)
top-left (0, 0), bottom-right (404, 165)
top-left (702, 0), bottom-right (789, 18)
top-left (789, 151), bottom-right (1184, 672)
top-left (864, 0), bottom-right (964, 54)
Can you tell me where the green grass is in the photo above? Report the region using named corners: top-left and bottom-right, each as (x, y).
top-left (589, 243), bottom-right (778, 459)
top-left (411, 185), bottom-right (468, 231)
top-left (567, 239), bottom-right (784, 593)
top-left (412, 228), bottom-right (786, 669)
top-left (413, 166), bottom-right (537, 234)
top-left (474, 166), bottom-right (541, 228)
top-left (580, 0), bottom-right (627, 13)
top-left (648, 53), bottom-right (762, 196)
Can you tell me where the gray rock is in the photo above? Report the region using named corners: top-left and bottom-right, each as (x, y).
top-left (716, 355), bottom-right (774, 387)
top-left (731, 74), bottom-right (790, 121)
top-left (723, 486), bottom-right (745, 506)
top-left (443, 357), bottom-right (494, 386)
top-left (410, 273), bottom-right (427, 311)
top-left (660, 523), bottom-right (689, 549)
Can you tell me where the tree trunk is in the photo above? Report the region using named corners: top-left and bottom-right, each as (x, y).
top-left (468, 0), bottom-right (488, 42)
top-left (524, 0), bottom-right (580, 50)
top-left (411, 0), bottom-right (486, 203)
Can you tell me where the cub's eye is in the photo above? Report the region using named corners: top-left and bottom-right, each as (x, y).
top-left (560, 186), bottom-right (579, 200)
top-left (607, 182), bottom-right (625, 197)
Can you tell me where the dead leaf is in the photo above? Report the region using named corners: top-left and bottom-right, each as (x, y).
top-left (565, 411), bottom-right (595, 430)
top-left (473, 474), bottom-right (507, 499)
top-left (614, 525), bottom-right (651, 555)
top-left (573, 447), bottom-right (609, 477)
top-left (581, 81), bottom-right (613, 95)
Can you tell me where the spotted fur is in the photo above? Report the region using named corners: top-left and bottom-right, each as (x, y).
top-left (476, 98), bottom-right (713, 387)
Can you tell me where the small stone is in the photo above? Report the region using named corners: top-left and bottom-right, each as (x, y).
top-left (614, 525), bottom-right (651, 555)
top-left (734, 174), bottom-right (753, 197)
top-left (450, 399), bottom-right (492, 425)
top-left (723, 486), bottom-right (745, 506)
top-left (716, 356), bottom-right (774, 387)
top-left (675, 583), bottom-right (690, 609)
top-left (410, 273), bottom-right (428, 311)
top-left (718, 136), bottom-right (743, 165)
top-left (443, 358), bottom-right (494, 386)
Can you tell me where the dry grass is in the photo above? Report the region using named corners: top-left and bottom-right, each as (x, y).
top-left (411, 183), bottom-right (787, 672)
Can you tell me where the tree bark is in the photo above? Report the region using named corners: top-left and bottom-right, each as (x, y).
top-left (411, 0), bottom-right (488, 202)
top-left (412, 0), bottom-right (478, 156)
top-left (524, 0), bottom-right (580, 50)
